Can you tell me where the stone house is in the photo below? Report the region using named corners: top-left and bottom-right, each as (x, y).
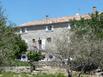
top-left (16, 14), bottom-right (90, 51)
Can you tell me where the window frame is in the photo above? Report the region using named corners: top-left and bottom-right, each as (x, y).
top-left (45, 25), bottom-right (54, 32)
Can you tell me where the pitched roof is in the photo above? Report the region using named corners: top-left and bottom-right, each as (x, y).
top-left (18, 14), bottom-right (90, 28)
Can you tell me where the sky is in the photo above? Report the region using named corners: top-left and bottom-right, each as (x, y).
top-left (1, 0), bottom-right (103, 25)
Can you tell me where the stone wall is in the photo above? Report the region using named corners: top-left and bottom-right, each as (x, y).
top-left (20, 22), bottom-right (70, 50)
top-left (0, 66), bottom-right (31, 73)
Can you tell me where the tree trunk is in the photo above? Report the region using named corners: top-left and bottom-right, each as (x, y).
top-left (66, 58), bottom-right (72, 77)
top-left (78, 64), bottom-right (86, 77)
top-left (29, 61), bottom-right (35, 72)
top-left (78, 72), bottom-right (82, 77)
top-left (67, 68), bottom-right (72, 77)
top-left (30, 65), bottom-right (35, 72)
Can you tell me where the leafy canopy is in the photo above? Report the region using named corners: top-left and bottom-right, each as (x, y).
top-left (0, 7), bottom-right (27, 66)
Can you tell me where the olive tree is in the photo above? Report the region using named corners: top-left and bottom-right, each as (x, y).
top-left (69, 12), bottom-right (103, 77)
top-left (49, 12), bottom-right (103, 77)
top-left (0, 6), bottom-right (27, 66)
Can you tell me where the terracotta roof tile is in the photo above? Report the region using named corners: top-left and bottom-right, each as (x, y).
top-left (19, 14), bottom-right (90, 27)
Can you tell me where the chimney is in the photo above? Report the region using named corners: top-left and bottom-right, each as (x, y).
top-left (45, 15), bottom-right (49, 19)
top-left (92, 6), bottom-right (97, 14)
top-left (45, 15), bottom-right (51, 24)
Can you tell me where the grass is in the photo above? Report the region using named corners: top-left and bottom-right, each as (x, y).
top-left (0, 72), bottom-right (97, 77)
top-left (13, 60), bottom-right (30, 66)
top-left (72, 72), bottom-right (96, 77)
top-left (0, 72), bottom-right (66, 77)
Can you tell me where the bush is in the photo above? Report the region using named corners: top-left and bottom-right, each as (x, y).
top-left (34, 73), bottom-right (66, 77)
top-left (71, 60), bottom-right (98, 73)
top-left (27, 51), bottom-right (42, 61)
top-left (13, 60), bottom-right (30, 66)
top-left (0, 72), bottom-right (66, 77)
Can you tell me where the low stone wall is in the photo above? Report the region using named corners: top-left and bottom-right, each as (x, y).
top-left (0, 66), bottom-right (67, 75)
top-left (33, 61), bottom-right (65, 68)
top-left (0, 61), bottom-right (66, 74)
top-left (0, 66), bottom-right (31, 73)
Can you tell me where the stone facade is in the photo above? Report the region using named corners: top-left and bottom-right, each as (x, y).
top-left (16, 14), bottom-right (90, 51)
top-left (18, 22), bottom-right (69, 50)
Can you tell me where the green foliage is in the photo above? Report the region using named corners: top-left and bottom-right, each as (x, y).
top-left (14, 35), bottom-right (27, 59)
top-left (71, 12), bottom-right (103, 39)
top-left (35, 73), bottom-right (66, 77)
top-left (70, 11), bottom-right (103, 72)
top-left (0, 7), bottom-right (27, 66)
top-left (0, 8), bottom-right (15, 65)
top-left (13, 60), bottom-right (30, 66)
top-left (0, 72), bottom-right (66, 77)
top-left (27, 51), bottom-right (42, 61)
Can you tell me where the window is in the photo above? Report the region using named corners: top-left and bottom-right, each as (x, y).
top-left (38, 39), bottom-right (42, 45)
top-left (67, 24), bottom-right (71, 29)
top-left (48, 26), bottom-right (52, 30)
top-left (38, 38), bottom-right (42, 49)
top-left (22, 28), bottom-right (25, 33)
top-left (19, 28), bottom-right (28, 34)
top-left (45, 26), bottom-right (48, 31)
top-left (24, 28), bottom-right (28, 33)
top-left (45, 25), bottom-right (54, 31)
top-left (47, 37), bottom-right (51, 42)
top-left (20, 29), bottom-right (22, 34)
top-left (32, 39), bottom-right (35, 43)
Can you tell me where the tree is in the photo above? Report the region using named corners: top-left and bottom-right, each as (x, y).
top-left (27, 51), bottom-right (43, 72)
top-left (46, 29), bottom-right (74, 77)
top-left (27, 51), bottom-right (42, 61)
top-left (69, 11), bottom-right (103, 77)
top-left (0, 6), bottom-right (27, 66)
top-left (50, 11), bottom-right (103, 77)
top-left (14, 35), bottom-right (27, 59)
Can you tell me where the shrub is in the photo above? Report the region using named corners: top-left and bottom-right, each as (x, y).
top-left (13, 60), bottom-right (30, 66)
top-left (71, 60), bottom-right (98, 73)
top-left (27, 51), bottom-right (42, 61)
top-left (0, 72), bottom-right (66, 77)
top-left (35, 73), bottom-right (66, 77)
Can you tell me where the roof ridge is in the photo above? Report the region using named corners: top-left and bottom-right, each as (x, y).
top-left (19, 14), bottom-right (90, 27)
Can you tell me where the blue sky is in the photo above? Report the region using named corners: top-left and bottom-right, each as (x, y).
top-left (1, 0), bottom-right (103, 25)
